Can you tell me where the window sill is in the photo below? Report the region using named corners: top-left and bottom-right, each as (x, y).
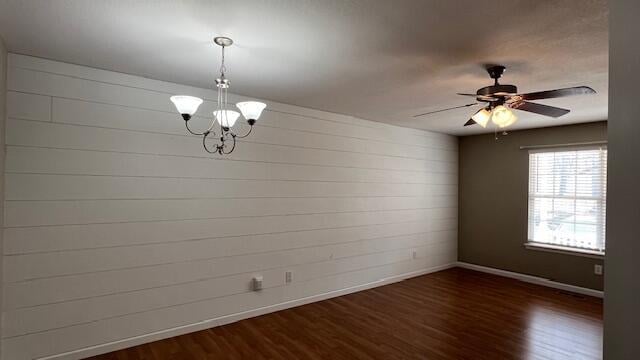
top-left (524, 242), bottom-right (605, 259)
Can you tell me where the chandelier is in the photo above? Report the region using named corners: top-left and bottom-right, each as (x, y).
top-left (170, 37), bottom-right (266, 155)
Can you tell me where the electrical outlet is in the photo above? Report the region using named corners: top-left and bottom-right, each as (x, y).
top-left (594, 264), bottom-right (603, 276)
top-left (285, 271), bottom-right (292, 284)
top-left (252, 276), bottom-right (263, 291)
top-left (412, 250), bottom-right (417, 259)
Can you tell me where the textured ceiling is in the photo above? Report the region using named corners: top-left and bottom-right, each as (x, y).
top-left (0, 0), bottom-right (608, 135)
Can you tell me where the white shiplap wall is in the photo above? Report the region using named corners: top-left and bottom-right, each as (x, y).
top-left (2, 54), bottom-right (458, 360)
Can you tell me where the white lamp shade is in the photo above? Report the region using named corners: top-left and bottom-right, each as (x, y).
top-left (471, 108), bottom-right (491, 128)
top-left (491, 105), bottom-right (518, 128)
top-left (236, 101), bottom-right (266, 121)
top-left (214, 110), bottom-right (241, 128)
top-left (170, 96), bottom-right (203, 116)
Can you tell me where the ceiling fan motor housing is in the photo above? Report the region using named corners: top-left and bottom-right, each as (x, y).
top-left (476, 84), bottom-right (518, 98)
top-left (476, 65), bottom-right (517, 100)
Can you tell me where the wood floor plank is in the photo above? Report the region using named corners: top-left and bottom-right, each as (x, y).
top-left (86, 268), bottom-right (603, 359)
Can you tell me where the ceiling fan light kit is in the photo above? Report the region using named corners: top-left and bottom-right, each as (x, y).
top-left (471, 108), bottom-right (492, 128)
top-left (417, 65), bottom-right (596, 132)
top-left (169, 37), bottom-right (266, 155)
top-left (491, 105), bottom-right (518, 128)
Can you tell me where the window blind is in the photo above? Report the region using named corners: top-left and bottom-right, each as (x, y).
top-left (527, 145), bottom-right (607, 253)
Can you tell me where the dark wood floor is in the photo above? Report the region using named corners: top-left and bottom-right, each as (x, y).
top-left (87, 268), bottom-right (603, 360)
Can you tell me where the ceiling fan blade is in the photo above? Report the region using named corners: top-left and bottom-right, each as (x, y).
top-left (413, 103), bottom-right (477, 118)
top-left (510, 101), bottom-right (570, 118)
top-left (457, 93), bottom-right (478, 97)
top-left (518, 86), bottom-right (596, 101)
top-left (464, 119), bottom-right (477, 126)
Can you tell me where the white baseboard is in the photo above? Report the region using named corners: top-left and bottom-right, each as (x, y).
top-left (40, 263), bottom-right (456, 360)
top-left (456, 262), bottom-right (604, 298)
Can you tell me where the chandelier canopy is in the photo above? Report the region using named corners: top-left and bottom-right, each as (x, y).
top-left (170, 37), bottom-right (266, 155)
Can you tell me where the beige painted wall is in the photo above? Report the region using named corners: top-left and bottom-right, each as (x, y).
top-left (604, 1), bottom-right (640, 358)
top-left (459, 122), bottom-right (607, 291)
top-left (0, 35), bottom-right (7, 358)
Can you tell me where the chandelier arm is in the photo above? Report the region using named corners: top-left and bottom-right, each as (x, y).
top-left (185, 121), bottom-right (208, 136)
top-left (202, 131), bottom-right (222, 154)
top-left (233, 125), bottom-right (253, 138)
top-left (221, 134), bottom-right (237, 155)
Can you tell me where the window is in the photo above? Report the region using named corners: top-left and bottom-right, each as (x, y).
top-left (527, 145), bottom-right (607, 255)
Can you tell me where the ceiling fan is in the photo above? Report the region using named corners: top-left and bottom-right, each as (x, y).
top-left (414, 65), bottom-right (596, 129)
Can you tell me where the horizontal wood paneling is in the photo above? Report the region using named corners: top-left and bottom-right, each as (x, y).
top-left (10, 53), bottom-right (444, 140)
top-left (7, 65), bottom-right (456, 150)
top-left (5, 91), bottom-right (50, 121)
top-left (4, 226), bottom-right (456, 283)
top-left (6, 146), bottom-right (445, 184)
top-left (4, 239), bottom-right (457, 339)
top-left (49, 96), bottom-right (455, 160)
top-left (5, 196), bottom-right (455, 227)
top-left (4, 236), bottom-right (454, 310)
top-left (6, 118), bottom-right (456, 172)
top-left (5, 174), bottom-right (456, 200)
top-left (2, 54), bottom-right (458, 360)
top-left (4, 209), bottom-right (440, 254)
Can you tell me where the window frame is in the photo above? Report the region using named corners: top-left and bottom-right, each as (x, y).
top-left (525, 144), bottom-right (607, 257)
